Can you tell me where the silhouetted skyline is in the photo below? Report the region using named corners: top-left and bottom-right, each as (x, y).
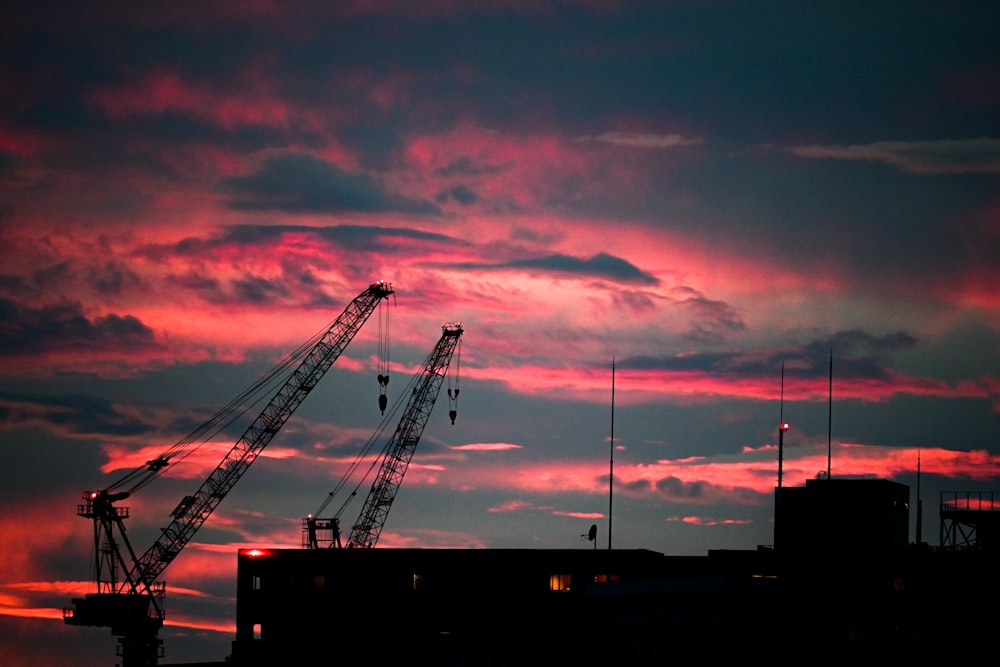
top-left (2, 3), bottom-right (999, 665)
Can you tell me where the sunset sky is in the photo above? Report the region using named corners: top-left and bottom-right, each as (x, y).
top-left (2, 2), bottom-right (999, 665)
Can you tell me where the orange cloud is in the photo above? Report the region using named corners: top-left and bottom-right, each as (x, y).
top-left (553, 510), bottom-right (604, 519)
top-left (451, 442), bottom-right (523, 451)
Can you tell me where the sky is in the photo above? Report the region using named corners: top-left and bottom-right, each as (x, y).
top-left (2, 1), bottom-right (999, 664)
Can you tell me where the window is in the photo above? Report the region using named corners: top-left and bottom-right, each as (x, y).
top-left (412, 573), bottom-right (424, 591)
top-left (253, 623), bottom-right (261, 640)
top-left (549, 573), bottom-right (571, 592)
top-left (252, 575), bottom-right (261, 591)
top-left (314, 575), bottom-right (325, 590)
top-left (593, 573), bottom-right (619, 583)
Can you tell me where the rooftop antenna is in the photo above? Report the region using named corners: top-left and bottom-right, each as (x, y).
top-left (608, 356), bottom-right (615, 551)
top-left (827, 349), bottom-right (832, 479)
top-left (778, 362), bottom-right (789, 488)
top-left (916, 451), bottom-right (923, 545)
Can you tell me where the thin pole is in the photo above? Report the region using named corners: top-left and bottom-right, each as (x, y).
top-left (778, 362), bottom-right (784, 489)
top-left (608, 357), bottom-right (615, 551)
top-left (827, 349), bottom-right (832, 479)
top-left (916, 451), bottom-right (923, 545)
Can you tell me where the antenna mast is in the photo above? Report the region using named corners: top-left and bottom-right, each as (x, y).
top-left (827, 349), bottom-right (832, 479)
top-left (608, 357), bottom-right (615, 551)
top-left (916, 451), bottom-right (923, 545)
top-left (778, 362), bottom-right (788, 488)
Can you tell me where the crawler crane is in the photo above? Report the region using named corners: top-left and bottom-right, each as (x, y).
top-left (304, 322), bottom-right (463, 549)
top-left (64, 281), bottom-right (394, 666)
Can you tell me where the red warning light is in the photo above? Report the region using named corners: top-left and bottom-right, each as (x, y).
top-left (245, 549), bottom-right (269, 558)
top-left (780, 423), bottom-right (790, 431)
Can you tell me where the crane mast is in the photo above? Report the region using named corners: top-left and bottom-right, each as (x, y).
top-left (347, 322), bottom-right (462, 548)
top-left (64, 280), bottom-right (393, 667)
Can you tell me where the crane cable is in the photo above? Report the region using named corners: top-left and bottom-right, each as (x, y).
top-left (377, 297), bottom-right (391, 414)
top-left (447, 335), bottom-right (461, 424)
top-left (311, 363), bottom-right (418, 520)
top-left (105, 320), bottom-right (333, 496)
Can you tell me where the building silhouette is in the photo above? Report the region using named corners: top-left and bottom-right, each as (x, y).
top-left (209, 479), bottom-right (999, 666)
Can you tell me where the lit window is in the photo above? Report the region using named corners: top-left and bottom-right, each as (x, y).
top-left (413, 573), bottom-right (424, 591)
top-left (593, 574), bottom-right (618, 583)
top-left (252, 575), bottom-right (261, 591)
top-left (549, 573), bottom-right (571, 592)
top-left (253, 623), bottom-right (261, 640)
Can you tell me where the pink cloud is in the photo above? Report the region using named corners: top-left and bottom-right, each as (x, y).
top-left (669, 516), bottom-right (753, 527)
top-left (411, 443), bottom-right (1000, 502)
top-left (451, 442), bottom-right (523, 451)
top-left (99, 441), bottom-right (300, 478)
top-left (457, 363), bottom-right (985, 405)
top-left (488, 499), bottom-right (542, 513)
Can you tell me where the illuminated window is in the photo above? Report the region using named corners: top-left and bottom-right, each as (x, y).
top-left (549, 573), bottom-right (571, 592)
top-left (253, 623), bottom-right (261, 640)
top-left (252, 575), bottom-right (261, 590)
top-left (412, 573), bottom-right (424, 591)
top-left (593, 574), bottom-right (618, 583)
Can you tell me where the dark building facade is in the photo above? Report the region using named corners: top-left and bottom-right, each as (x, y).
top-left (774, 478), bottom-right (910, 555)
top-left (225, 479), bottom-right (998, 665)
top-left (232, 547), bottom-right (684, 665)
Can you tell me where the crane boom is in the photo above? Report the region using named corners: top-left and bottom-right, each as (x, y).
top-left (131, 281), bottom-right (393, 585)
top-left (346, 322), bottom-right (463, 548)
top-left (65, 280), bottom-right (393, 667)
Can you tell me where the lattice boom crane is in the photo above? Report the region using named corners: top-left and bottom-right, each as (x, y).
top-left (305, 322), bottom-right (463, 550)
top-left (64, 281), bottom-right (393, 667)
top-left (348, 322), bottom-right (462, 548)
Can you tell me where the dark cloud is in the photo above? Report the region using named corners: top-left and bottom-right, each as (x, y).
top-left (789, 139), bottom-right (1000, 175)
top-left (639, 152), bottom-right (999, 295)
top-left (32, 261), bottom-right (75, 290)
top-left (655, 476), bottom-right (707, 500)
top-left (0, 391), bottom-right (151, 437)
top-left (88, 260), bottom-right (144, 296)
top-left (671, 286), bottom-right (745, 343)
top-left (439, 252), bottom-right (659, 286)
top-left (145, 224), bottom-right (467, 260)
top-left (0, 298), bottom-right (159, 356)
top-left (230, 275), bottom-right (290, 304)
top-left (0, 150), bottom-right (33, 187)
top-left (435, 185), bottom-right (479, 205)
top-left (219, 153), bottom-right (441, 214)
top-left (340, 123), bottom-right (406, 172)
top-left (622, 329), bottom-right (918, 381)
top-left (434, 157), bottom-right (512, 178)
top-left (610, 289), bottom-right (657, 314)
top-left (0, 274), bottom-right (33, 297)
top-left (509, 252), bottom-right (659, 285)
top-left (799, 329), bottom-right (919, 380)
top-left (242, 223), bottom-right (462, 251)
top-left (164, 269), bottom-right (320, 308)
